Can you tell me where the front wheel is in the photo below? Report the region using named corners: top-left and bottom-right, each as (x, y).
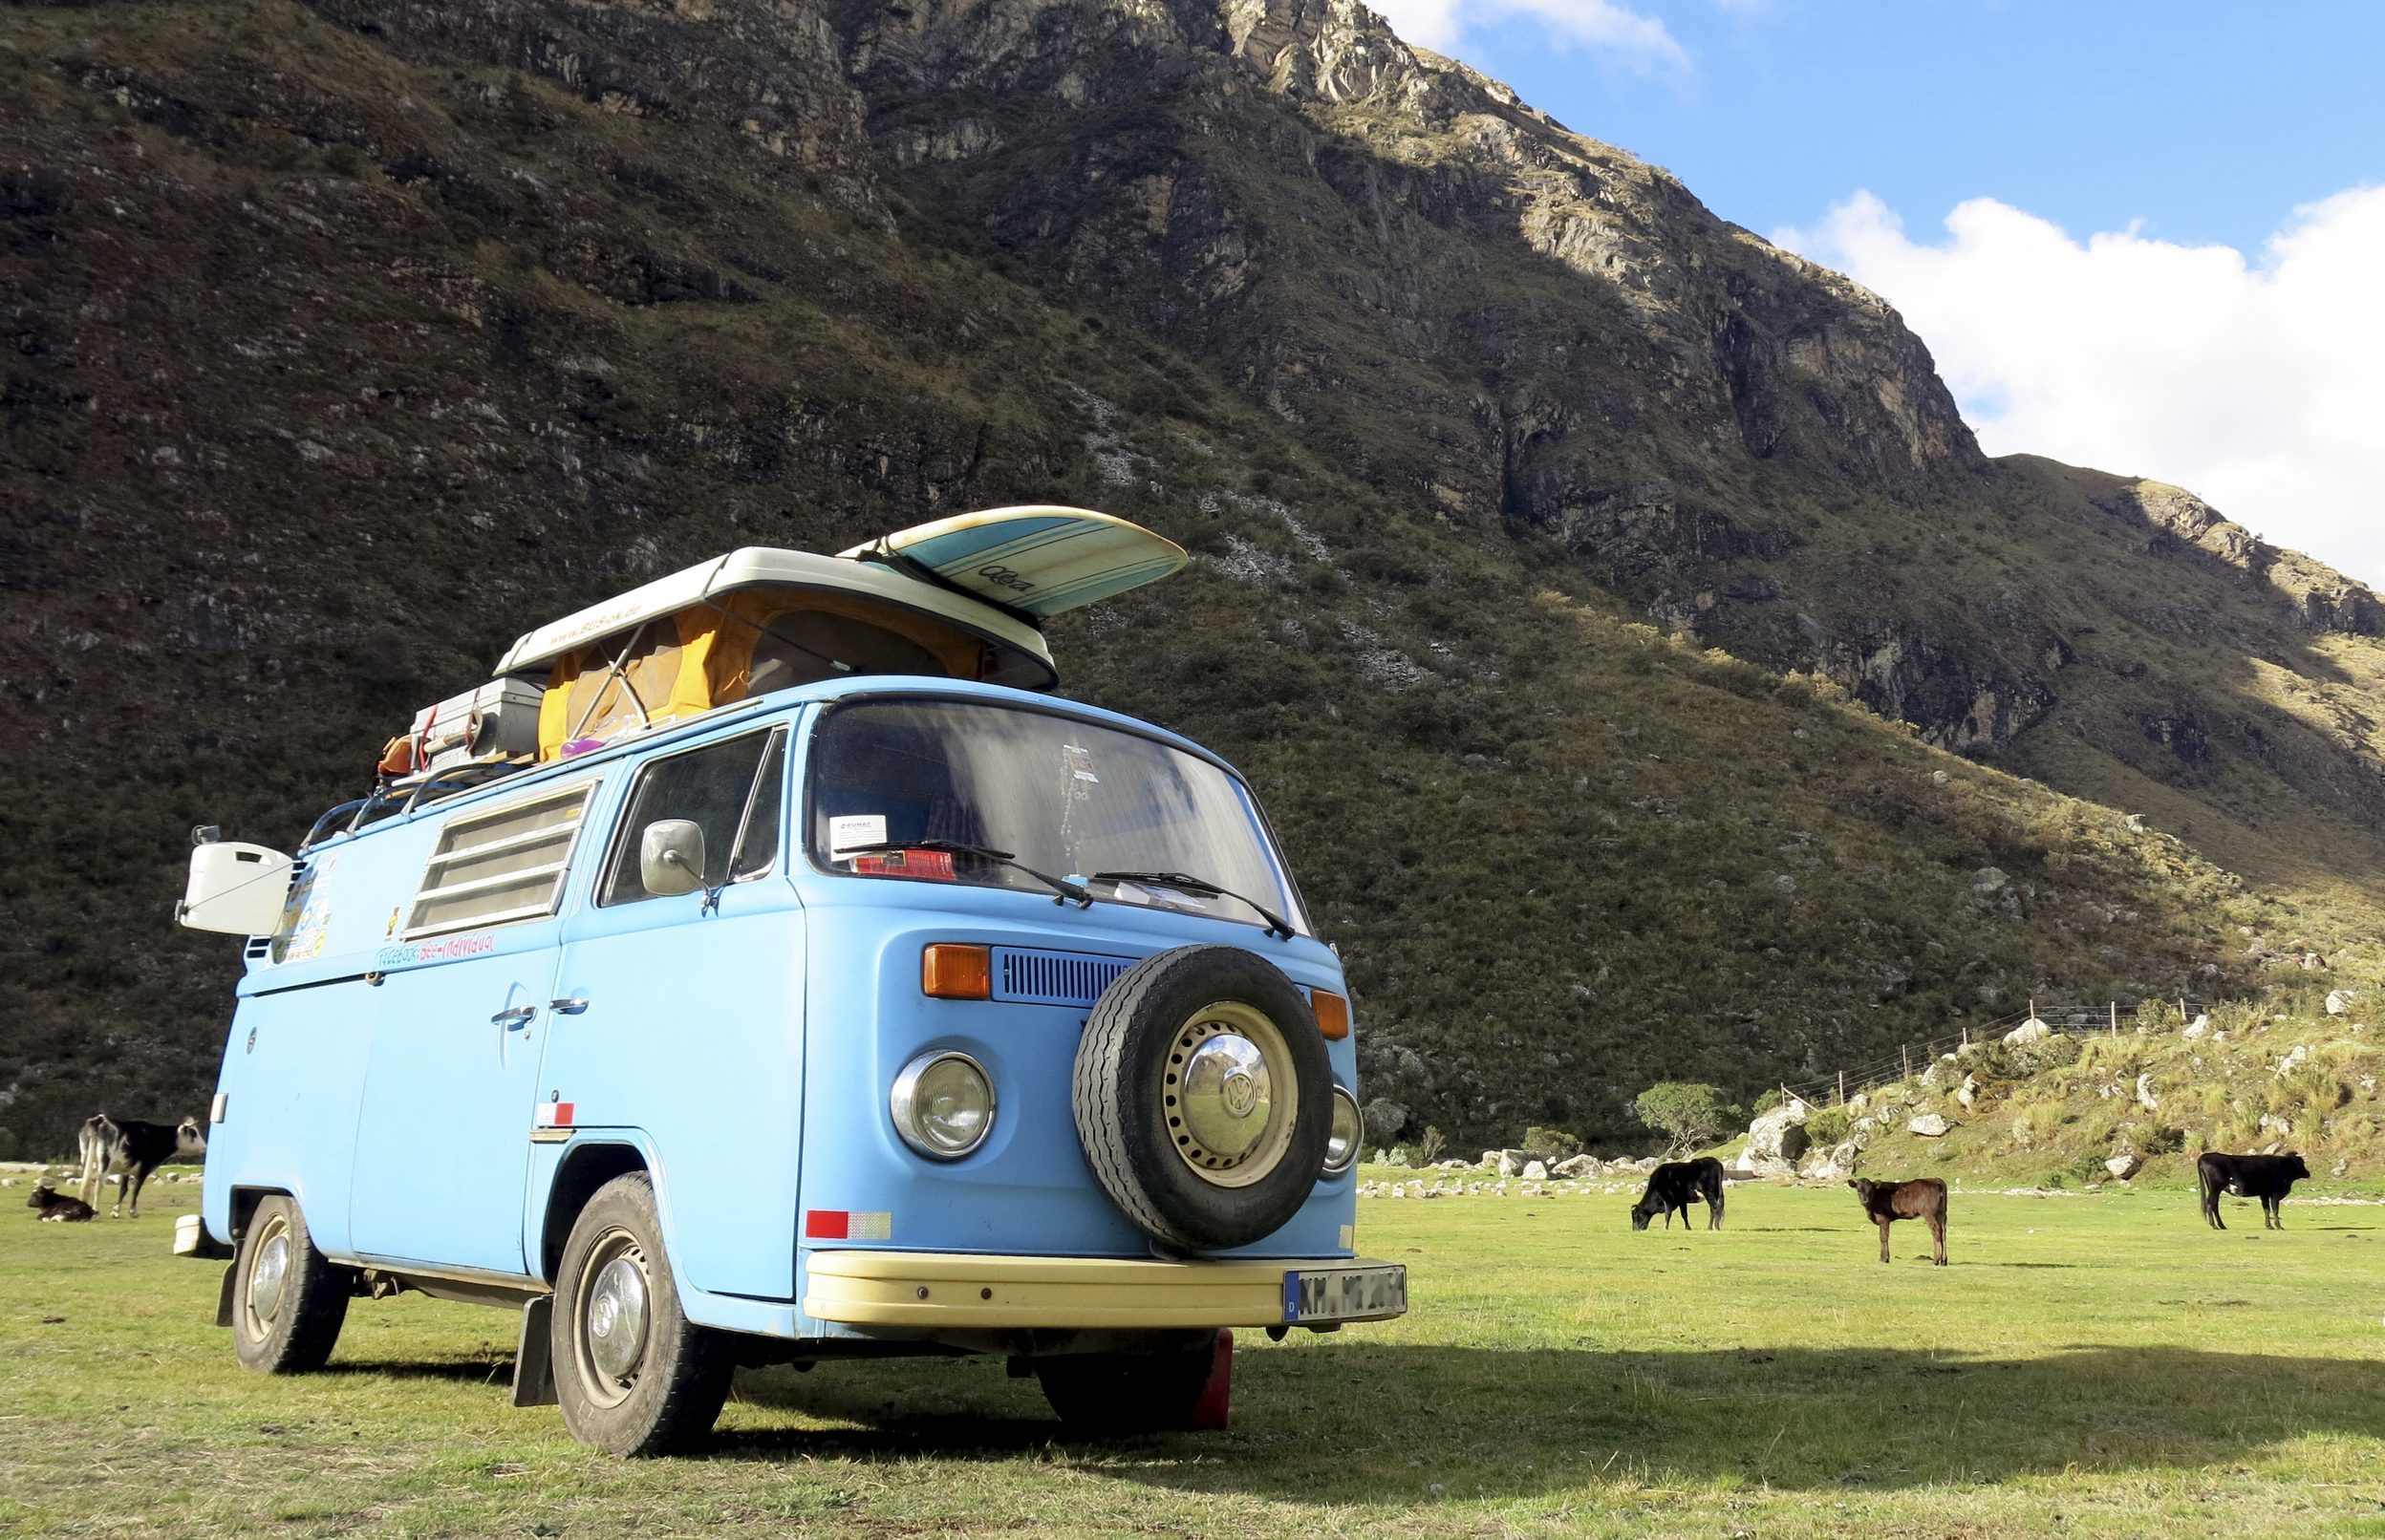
top-left (550, 1172), bottom-right (731, 1456)
top-left (232, 1194), bottom-right (354, 1374)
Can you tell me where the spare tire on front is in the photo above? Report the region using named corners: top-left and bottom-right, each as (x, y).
top-left (1071, 945), bottom-right (1333, 1253)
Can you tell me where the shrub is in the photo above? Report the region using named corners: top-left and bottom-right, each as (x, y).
top-left (1632, 1083), bottom-right (1742, 1155)
top-left (1523, 1125), bottom-right (1583, 1162)
top-left (1418, 1125), bottom-right (1448, 1165)
top-left (1804, 1106), bottom-right (1852, 1147)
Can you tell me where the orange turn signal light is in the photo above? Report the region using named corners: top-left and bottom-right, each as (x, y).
top-left (1311, 989), bottom-right (1351, 1040)
top-left (921, 943), bottom-right (993, 1000)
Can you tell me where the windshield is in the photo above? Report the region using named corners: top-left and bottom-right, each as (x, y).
top-left (807, 699), bottom-right (1307, 933)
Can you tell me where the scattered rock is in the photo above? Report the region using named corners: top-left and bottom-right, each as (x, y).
top-left (2135, 1073), bottom-right (2159, 1113)
top-left (1971, 866), bottom-right (2009, 894)
top-left (1743, 1097), bottom-right (1812, 1174)
top-left (1521, 1160), bottom-right (1549, 1181)
top-left (1552, 1154), bottom-right (1597, 1178)
top-left (2005, 1016), bottom-right (2052, 1045)
top-left (1908, 1113), bottom-right (1950, 1138)
top-left (1362, 1099), bottom-right (1409, 1144)
top-left (2106, 1152), bottom-right (2141, 1180)
top-left (2182, 1016), bottom-right (2211, 1042)
top-left (2328, 990), bottom-right (2358, 1016)
top-left (1956, 1074), bottom-right (1980, 1109)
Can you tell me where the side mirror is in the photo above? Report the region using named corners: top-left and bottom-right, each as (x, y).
top-left (178, 842), bottom-right (294, 935)
top-left (640, 819), bottom-right (707, 897)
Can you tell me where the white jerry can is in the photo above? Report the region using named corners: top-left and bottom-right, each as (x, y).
top-left (178, 840), bottom-right (294, 936)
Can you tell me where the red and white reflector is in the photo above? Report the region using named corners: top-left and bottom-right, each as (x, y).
top-left (804, 1209), bottom-right (892, 1241)
top-left (535, 1102), bottom-right (577, 1128)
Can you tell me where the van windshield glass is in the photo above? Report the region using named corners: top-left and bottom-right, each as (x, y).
top-left (808, 700), bottom-right (1305, 934)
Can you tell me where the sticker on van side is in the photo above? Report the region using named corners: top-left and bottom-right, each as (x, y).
top-left (376, 932), bottom-right (498, 969)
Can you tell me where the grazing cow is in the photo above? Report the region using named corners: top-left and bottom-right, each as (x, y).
top-left (2198, 1151), bottom-right (2310, 1230)
top-left (27, 1182), bottom-right (97, 1222)
top-left (1630, 1157), bottom-right (1727, 1230)
top-left (77, 1113), bottom-right (206, 1218)
top-left (1847, 1177), bottom-right (1948, 1266)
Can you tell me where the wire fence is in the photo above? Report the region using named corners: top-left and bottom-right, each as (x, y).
top-left (1777, 997), bottom-right (2210, 1109)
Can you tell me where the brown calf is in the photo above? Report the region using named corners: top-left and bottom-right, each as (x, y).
top-left (1847, 1177), bottom-right (1947, 1266)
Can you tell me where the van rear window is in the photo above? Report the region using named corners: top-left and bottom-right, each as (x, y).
top-left (403, 781), bottom-right (597, 938)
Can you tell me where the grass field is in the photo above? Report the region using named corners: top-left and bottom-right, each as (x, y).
top-left (6, 1176), bottom-right (2384, 1538)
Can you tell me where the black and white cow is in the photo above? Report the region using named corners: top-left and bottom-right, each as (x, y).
top-left (2198, 1151), bottom-right (2310, 1230)
top-left (77, 1113), bottom-right (206, 1218)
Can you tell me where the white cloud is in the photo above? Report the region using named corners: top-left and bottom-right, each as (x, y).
top-left (1368, 0), bottom-right (1687, 69)
top-left (1777, 187), bottom-right (2385, 590)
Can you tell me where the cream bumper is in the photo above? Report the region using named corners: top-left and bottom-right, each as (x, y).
top-left (802, 1250), bottom-right (1407, 1330)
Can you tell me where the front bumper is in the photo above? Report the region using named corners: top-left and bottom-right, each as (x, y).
top-left (803, 1251), bottom-right (1407, 1330)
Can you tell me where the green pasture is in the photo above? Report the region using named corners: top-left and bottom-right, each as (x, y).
top-left (5, 1177), bottom-right (2382, 1537)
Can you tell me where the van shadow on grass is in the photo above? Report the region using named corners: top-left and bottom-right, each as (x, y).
top-left (718, 1344), bottom-right (2385, 1500)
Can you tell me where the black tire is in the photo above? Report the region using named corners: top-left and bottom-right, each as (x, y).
top-left (1072, 945), bottom-right (1332, 1252)
top-left (550, 1172), bottom-right (731, 1456)
top-left (1036, 1332), bottom-right (1218, 1433)
top-left (231, 1194), bottom-right (354, 1374)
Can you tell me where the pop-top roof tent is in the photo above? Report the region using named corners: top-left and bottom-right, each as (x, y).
top-left (472, 505), bottom-right (1185, 767)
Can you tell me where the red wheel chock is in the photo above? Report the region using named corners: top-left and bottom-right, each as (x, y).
top-left (1192, 1328), bottom-right (1234, 1430)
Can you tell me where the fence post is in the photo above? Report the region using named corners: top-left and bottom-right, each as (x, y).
top-left (2110, 1000), bottom-right (2119, 1037)
top-left (1837, 1069), bottom-right (1846, 1106)
top-left (1902, 1045), bottom-right (1912, 1080)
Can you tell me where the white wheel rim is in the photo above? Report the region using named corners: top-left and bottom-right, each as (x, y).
top-left (245, 1214), bottom-right (291, 1338)
top-left (572, 1229), bottom-right (652, 1409)
top-left (1164, 1000), bottom-right (1299, 1189)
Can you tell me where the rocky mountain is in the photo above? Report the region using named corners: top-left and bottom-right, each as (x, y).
top-left (6, 0), bottom-right (2382, 1157)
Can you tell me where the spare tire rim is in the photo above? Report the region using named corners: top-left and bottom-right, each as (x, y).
top-left (1166, 1001), bottom-right (1298, 1188)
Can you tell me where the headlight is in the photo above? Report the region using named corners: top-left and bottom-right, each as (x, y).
top-left (891, 1051), bottom-right (996, 1160)
top-left (1322, 1085), bottom-right (1362, 1176)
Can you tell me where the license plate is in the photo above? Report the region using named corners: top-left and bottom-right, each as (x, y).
top-left (1282, 1264), bottom-right (1407, 1323)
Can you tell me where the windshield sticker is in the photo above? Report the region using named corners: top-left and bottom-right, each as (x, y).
top-left (828, 813), bottom-right (887, 857)
top-left (1063, 743), bottom-right (1099, 783)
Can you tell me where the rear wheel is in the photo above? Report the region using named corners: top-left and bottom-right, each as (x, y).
top-left (550, 1172), bottom-right (731, 1456)
top-left (232, 1194), bottom-right (354, 1374)
top-left (1036, 1331), bottom-right (1220, 1433)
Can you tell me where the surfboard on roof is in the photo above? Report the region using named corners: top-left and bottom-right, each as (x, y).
top-left (841, 504), bottom-right (1188, 621)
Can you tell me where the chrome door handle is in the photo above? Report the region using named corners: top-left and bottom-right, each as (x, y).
top-left (491, 1005), bottom-right (537, 1030)
top-left (548, 997), bottom-right (590, 1016)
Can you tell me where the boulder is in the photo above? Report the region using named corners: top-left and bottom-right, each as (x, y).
top-left (2005, 1016), bottom-right (2052, 1045)
top-left (2328, 990), bottom-right (2357, 1016)
top-left (1972, 866), bottom-right (2009, 893)
top-left (1956, 1074), bottom-right (1980, 1109)
top-left (2106, 1152), bottom-right (2142, 1180)
top-left (1552, 1154), bottom-right (1598, 1178)
top-left (1478, 1150), bottom-right (1504, 1169)
top-left (2135, 1073), bottom-right (2159, 1113)
top-left (1744, 1097), bottom-right (1812, 1173)
top-left (1362, 1099), bottom-right (1409, 1144)
top-left (1521, 1160), bottom-right (1549, 1181)
top-left (1908, 1113), bottom-right (1950, 1138)
top-left (2182, 1016), bottom-right (2211, 1042)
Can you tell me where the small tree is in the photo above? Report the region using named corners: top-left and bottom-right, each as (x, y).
top-left (1632, 1082), bottom-right (1741, 1155)
top-left (1522, 1125), bottom-right (1583, 1163)
top-left (1417, 1124), bottom-right (1448, 1165)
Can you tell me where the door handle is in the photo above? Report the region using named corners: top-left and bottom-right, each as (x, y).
top-left (548, 997), bottom-right (590, 1016)
top-left (491, 1005), bottom-right (538, 1030)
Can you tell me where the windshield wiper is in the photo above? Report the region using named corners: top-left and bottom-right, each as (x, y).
top-left (1083, 870), bottom-right (1297, 940)
top-left (839, 840), bottom-right (1090, 907)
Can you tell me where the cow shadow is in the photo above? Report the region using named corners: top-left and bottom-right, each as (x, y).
top-left (717, 1342), bottom-right (2385, 1498)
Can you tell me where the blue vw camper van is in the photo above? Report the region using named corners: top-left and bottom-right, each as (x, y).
top-left (174, 511), bottom-right (1405, 1455)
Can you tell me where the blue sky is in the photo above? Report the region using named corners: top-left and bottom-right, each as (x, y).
top-left (1366, 0), bottom-right (2385, 585)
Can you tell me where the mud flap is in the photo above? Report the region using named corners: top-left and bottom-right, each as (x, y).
top-left (510, 1296), bottom-right (557, 1407)
top-left (1192, 1328), bottom-right (1233, 1431)
top-left (214, 1263), bottom-right (238, 1329)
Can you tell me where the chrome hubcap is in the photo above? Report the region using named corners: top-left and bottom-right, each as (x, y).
top-left (249, 1230), bottom-right (290, 1323)
top-left (587, 1252), bottom-right (650, 1383)
top-left (1181, 1034), bottom-right (1273, 1162)
top-left (1165, 1002), bottom-right (1299, 1188)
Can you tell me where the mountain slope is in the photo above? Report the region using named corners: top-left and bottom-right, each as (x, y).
top-left (3, 0), bottom-right (2381, 1159)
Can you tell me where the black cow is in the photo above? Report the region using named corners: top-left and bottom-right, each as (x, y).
top-left (2198, 1151), bottom-right (2310, 1230)
top-left (77, 1113), bottom-right (206, 1218)
top-left (1631, 1157), bottom-right (1727, 1230)
top-left (1848, 1177), bottom-right (1947, 1266)
top-left (27, 1182), bottom-right (97, 1222)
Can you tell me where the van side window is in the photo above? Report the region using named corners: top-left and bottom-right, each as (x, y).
top-left (404, 781), bottom-right (597, 938)
top-left (600, 730), bottom-right (784, 907)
